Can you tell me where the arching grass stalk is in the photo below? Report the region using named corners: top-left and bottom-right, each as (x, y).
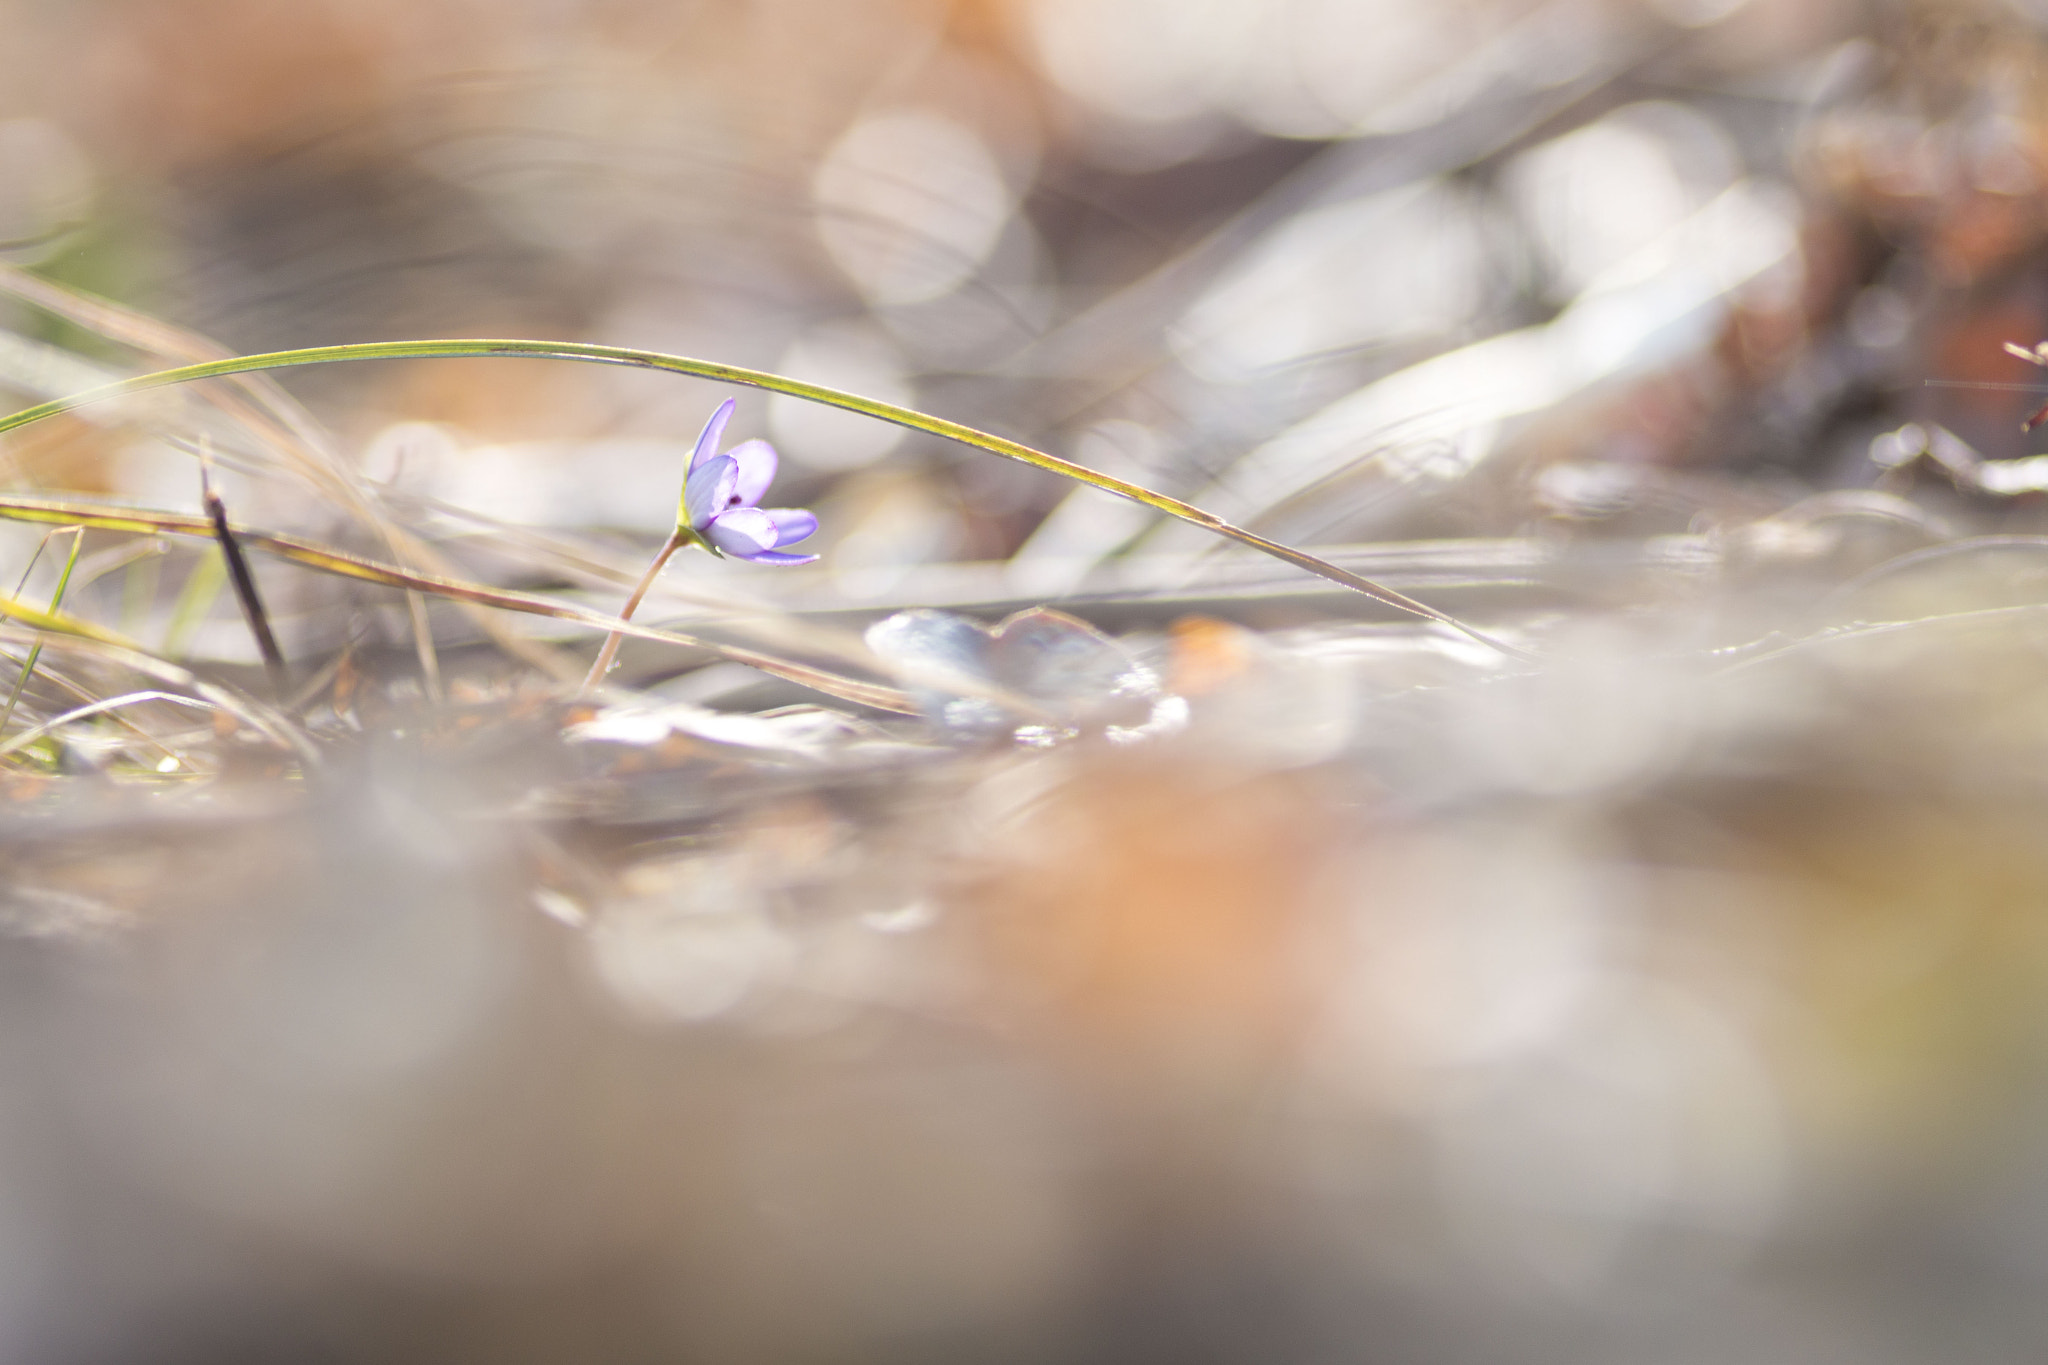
top-left (0, 338), bottom-right (1531, 661)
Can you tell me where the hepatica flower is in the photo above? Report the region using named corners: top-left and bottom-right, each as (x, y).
top-left (677, 398), bottom-right (818, 564)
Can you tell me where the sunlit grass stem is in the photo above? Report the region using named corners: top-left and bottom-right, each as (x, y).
top-left (0, 338), bottom-right (1532, 661)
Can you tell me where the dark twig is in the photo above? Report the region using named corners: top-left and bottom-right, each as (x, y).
top-left (200, 459), bottom-right (287, 696)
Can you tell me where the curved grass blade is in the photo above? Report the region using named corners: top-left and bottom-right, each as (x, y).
top-left (0, 690), bottom-right (211, 762)
top-left (0, 265), bottom-right (454, 689)
top-left (0, 339), bottom-right (1532, 660)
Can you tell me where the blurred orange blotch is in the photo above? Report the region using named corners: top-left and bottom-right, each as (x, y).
top-left (381, 351), bottom-right (612, 443)
top-left (962, 753), bottom-right (1342, 1093)
top-left (1165, 615), bottom-right (1258, 697)
top-left (78, 0), bottom-right (405, 166)
top-left (0, 413), bottom-right (123, 495)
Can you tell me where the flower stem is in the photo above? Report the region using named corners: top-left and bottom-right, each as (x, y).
top-left (580, 528), bottom-right (685, 695)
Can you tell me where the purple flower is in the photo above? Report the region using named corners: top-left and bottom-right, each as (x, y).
top-left (676, 398), bottom-right (819, 564)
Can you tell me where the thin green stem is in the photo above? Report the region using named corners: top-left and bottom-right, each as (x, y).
top-left (0, 338), bottom-right (1532, 659)
top-left (580, 527), bottom-right (685, 695)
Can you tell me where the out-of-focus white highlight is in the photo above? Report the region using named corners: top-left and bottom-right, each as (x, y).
top-left (1152, 174), bottom-right (1797, 543)
top-left (1504, 101), bottom-right (1741, 295)
top-left (1026, 0), bottom-right (1252, 128)
top-left (1450, 623), bottom-right (1698, 796)
top-left (1027, 0), bottom-right (1499, 141)
top-left (1174, 179), bottom-right (1494, 378)
top-left (1235, 0), bottom-right (1483, 138)
top-left (589, 862), bottom-right (794, 1024)
top-left (770, 321), bottom-right (913, 471)
top-left (1346, 819), bottom-right (1610, 1068)
top-left (813, 109), bottom-right (1016, 306)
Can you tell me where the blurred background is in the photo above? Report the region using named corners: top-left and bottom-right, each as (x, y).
top-left (6, 0), bottom-right (2048, 1360)
top-left (11, 0), bottom-right (2048, 580)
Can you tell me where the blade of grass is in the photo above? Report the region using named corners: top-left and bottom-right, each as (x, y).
top-left (0, 338), bottom-right (1533, 660)
top-left (119, 545), bottom-right (163, 634)
top-left (0, 523), bottom-right (83, 732)
top-left (162, 545), bottom-right (227, 658)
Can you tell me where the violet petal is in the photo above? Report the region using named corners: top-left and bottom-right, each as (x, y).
top-left (724, 438), bottom-right (779, 507)
top-left (688, 397), bottom-right (736, 474)
top-left (705, 506), bottom-right (777, 557)
top-left (683, 455), bottom-right (738, 529)
top-left (763, 508), bottom-right (818, 546)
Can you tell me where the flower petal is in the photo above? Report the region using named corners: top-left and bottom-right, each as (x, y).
top-left (705, 506), bottom-right (777, 557)
top-left (682, 455), bottom-right (737, 530)
top-left (688, 398), bottom-right (736, 474)
top-left (763, 508), bottom-right (818, 546)
top-left (745, 549), bottom-right (820, 566)
top-left (724, 438), bottom-right (779, 507)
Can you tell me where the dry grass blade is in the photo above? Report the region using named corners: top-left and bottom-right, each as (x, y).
top-left (0, 494), bottom-right (916, 715)
top-left (0, 612), bottom-right (316, 766)
top-left (0, 690), bottom-right (211, 761)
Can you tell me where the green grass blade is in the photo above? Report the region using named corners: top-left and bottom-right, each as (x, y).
top-left (0, 526), bottom-right (82, 733)
top-left (0, 338), bottom-right (1530, 659)
top-left (163, 545), bottom-right (227, 658)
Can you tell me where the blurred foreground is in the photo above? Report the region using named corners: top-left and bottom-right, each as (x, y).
top-left (5, 0), bottom-right (2048, 1360)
